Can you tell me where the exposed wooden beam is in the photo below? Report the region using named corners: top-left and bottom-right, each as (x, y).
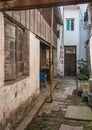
top-left (0, 0), bottom-right (91, 11)
top-left (0, 0), bottom-right (13, 1)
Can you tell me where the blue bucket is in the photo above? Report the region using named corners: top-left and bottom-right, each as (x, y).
top-left (40, 72), bottom-right (45, 83)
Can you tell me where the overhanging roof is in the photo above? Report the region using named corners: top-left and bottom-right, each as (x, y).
top-left (0, 0), bottom-right (92, 11)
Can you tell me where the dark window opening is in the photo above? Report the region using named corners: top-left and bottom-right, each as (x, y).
top-left (57, 30), bottom-right (60, 38)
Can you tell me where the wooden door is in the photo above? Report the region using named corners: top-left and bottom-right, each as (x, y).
top-left (64, 46), bottom-right (76, 76)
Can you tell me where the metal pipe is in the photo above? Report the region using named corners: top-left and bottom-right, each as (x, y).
top-left (50, 7), bottom-right (53, 102)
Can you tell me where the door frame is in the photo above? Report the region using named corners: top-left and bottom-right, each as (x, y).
top-left (64, 46), bottom-right (76, 76)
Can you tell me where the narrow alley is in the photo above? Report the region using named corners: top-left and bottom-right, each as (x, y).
top-left (0, 1), bottom-right (92, 130)
top-left (26, 77), bottom-right (92, 130)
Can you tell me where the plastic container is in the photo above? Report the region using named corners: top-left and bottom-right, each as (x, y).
top-left (40, 72), bottom-right (45, 83)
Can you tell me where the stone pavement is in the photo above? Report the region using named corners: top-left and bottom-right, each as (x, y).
top-left (59, 125), bottom-right (83, 130)
top-left (65, 106), bottom-right (92, 121)
top-left (26, 77), bottom-right (92, 130)
top-left (18, 77), bottom-right (92, 130)
top-left (15, 79), bottom-right (58, 130)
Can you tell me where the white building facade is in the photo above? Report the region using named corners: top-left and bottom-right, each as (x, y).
top-left (58, 4), bottom-right (89, 76)
top-left (57, 24), bottom-right (64, 77)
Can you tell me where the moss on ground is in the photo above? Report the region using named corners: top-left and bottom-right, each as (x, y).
top-left (26, 90), bottom-right (92, 130)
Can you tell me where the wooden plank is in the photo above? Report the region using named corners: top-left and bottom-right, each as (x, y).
top-left (41, 15), bottom-right (44, 39)
top-left (34, 9), bottom-right (38, 35)
top-left (48, 25), bottom-right (51, 43)
top-left (25, 10), bottom-right (30, 29)
top-left (37, 10), bottom-right (41, 37)
top-left (43, 19), bottom-right (46, 40)
top-left (33, 10), bottom-right (35, 33)
top-left (13, 11), bottom-right (21, 23)
top-left (0, 0), bottom-right (91, 11)
top-left (47, 24), bottom-right (50, 43)
top-left (29, 10), bottom-right (34, 32)
top-left (20, 10), bottom-right (25, 27)
top-left (5, 11), bottom-right (13, 17)
top-left (46, 23), bottom-right (48, 42)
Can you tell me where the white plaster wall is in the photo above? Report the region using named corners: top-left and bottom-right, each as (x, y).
top-left (64, 6), bottom-right (80, 46)
top-left (57, 24), bottom-right (64, 77)
top-left (0, 13), bottom-right (4, 87)
top-left (79, 4), bottom-right (89, 61)
top-left (0, 13), bottom-right (40, 123)
top-left (63, 6), bottom-right (80, 74)
top-left (89, 36), bottom-right (92, 75)
top-left (62, 5), bottom-right (89, 74)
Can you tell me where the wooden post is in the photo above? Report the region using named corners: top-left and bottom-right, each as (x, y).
top-left (50, 7), bottom-right (53, 102)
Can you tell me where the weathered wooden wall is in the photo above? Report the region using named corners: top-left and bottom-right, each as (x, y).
top-left (5, 8), bottom-right (57, 48)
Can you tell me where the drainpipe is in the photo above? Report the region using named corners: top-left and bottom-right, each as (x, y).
top-left (50, 7), bottom-right (53, 102)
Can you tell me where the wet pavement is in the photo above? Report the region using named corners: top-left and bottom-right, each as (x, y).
top-left (26, 77), bottom-right (92, 130)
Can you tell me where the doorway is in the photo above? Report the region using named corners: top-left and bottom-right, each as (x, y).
top-left (64, 46), bottom-right (76, 76)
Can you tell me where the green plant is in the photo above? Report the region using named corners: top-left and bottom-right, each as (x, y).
top-left (78, 59), bottom-right (89, 80)
top-left (78, 74), bottom-right (89, 80)
top-left (80, 81), bottom-right (89, 91)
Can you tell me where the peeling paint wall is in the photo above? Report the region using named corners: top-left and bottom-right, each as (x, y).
top-left (57, 24), bottom-right (64, 77)
top-left (0, 12), bottom-right (40, 129)
top-left (0, 12), bottom-right (4, 87)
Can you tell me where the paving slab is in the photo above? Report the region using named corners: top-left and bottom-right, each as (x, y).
top-left (65, 106), bottom-right (92, 121)
top-left (59, 125), bottom-right (83, 130)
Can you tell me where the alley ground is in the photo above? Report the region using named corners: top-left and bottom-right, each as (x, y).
top-left (26, 77), bottom-right (92, 130)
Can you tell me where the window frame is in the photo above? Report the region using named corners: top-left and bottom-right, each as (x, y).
top-left (66, 18), bottom-right (74, 31)
top-left (4, 19), bottom-right (24, 80)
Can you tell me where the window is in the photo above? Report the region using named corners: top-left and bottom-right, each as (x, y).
top-left (66, 19), bottom-right (74, 31)
top-left (4, 20), bottom-right (23, 81)
top-left (57, 30), bottom-right (60, 38)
